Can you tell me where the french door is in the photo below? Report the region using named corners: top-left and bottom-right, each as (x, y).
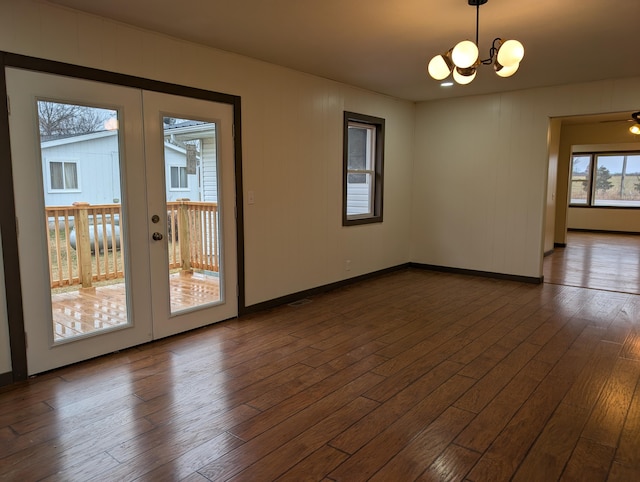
top-left (6, 68), bottom-right (237, 374)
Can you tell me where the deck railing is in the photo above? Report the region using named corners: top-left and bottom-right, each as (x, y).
top-left (46, 200), bottom-right (219, 289)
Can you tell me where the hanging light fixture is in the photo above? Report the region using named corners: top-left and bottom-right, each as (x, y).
top-left (630, 112), bottom-right (640, 135)
top-left (427, 0), bottom-right (524, 85)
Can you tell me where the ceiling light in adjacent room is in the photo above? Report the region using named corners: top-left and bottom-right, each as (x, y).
top-left (630, 112), bottom-right (640, 135)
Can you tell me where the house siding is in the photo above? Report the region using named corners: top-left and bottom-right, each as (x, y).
top-left (41, 132), bottom-right (121, 207)
top-left (201, 141), bottom-right (218, 202)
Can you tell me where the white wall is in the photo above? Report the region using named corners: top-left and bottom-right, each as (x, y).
top-left (568, 208), bottom-right (640, 232)
top-left (545, 119), bottom-right (562, 253)
top-left (0, 0), bottom-right (414, 315)
top-left (412, 78), bottom-right (640, 279)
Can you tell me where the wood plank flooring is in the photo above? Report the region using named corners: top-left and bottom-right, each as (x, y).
top-left (544, 231), bottom-right (640, 294)
top-left (1, 233), bottom-right (639, 480)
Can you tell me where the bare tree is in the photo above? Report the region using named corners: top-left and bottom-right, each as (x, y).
top-left (38, 101), bottom-right (113, 137)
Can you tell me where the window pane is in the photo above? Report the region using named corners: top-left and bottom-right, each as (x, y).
top-left (627, 155), bottom-right (640, 202)
top-left (64, 162), bottom-right (78, 189)
top-left (171, 166), bottom-right (179, 188)
top-left (37, 100), bottom-right (127, 342)
top-left (570, 155), bottom-right (590, 204)
top-left (592, 154), bottom-right (640, 206)
top-left (347, 173), bottom-right (372, 215)
top-left (348, 173), bottom-right (366, 184)
top-left (50, 162), bottom-right (64, 190)
top-left (347, 127), bottom-right (368, 170)
top-left (179, 166), bottom-right (188, 188)
top-left (162, 116), bottom-right (221, 314)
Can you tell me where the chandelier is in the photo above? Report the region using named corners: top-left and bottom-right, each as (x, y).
top-left (427, 0), bottom-right (524, 85)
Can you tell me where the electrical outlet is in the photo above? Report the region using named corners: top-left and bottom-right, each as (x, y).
top-left (345, 259), bottom-right (351, 271)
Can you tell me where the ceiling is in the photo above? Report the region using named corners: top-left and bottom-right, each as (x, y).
top-left (46, 0), bottom-right (640, 105)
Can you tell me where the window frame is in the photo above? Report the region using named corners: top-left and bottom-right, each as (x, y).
top-left (569, 149), bottom-right (640, 208)
top-left (169, 165), bottom-right (189, 191)
top-left (46, 159), bottom-right (80, 193)
top-left (342, 111), bottom-right (385, 226)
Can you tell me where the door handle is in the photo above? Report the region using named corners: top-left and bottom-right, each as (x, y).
top-left (152, 232), bottom-right (164, 241)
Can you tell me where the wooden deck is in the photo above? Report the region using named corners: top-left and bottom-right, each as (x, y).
top-left (51, 272), bottom-right (220, 341)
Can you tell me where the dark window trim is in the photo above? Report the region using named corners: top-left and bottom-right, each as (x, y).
top-left (342, 111), bottom-right (384, 226)
top-left (569, 150), bottom-right (640, 209)
top-left (0, 51), bottom-right (245, 383)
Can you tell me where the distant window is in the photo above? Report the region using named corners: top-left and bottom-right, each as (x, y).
top-left (343, 112), bottom-right (384, 225)
top-left (569, 155), bottom-right (591, 205)
top-left (569, 152), bottom-right (640, 207)
top-left (49, 160), bottom-right (79, 191)
top-left (170, 166), bottom-right (188, 190)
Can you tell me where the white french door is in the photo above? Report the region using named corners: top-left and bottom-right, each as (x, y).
top-left (6, 69), bottom-right (237, 374)
top-left (143, 91), bottom-right (237, 339)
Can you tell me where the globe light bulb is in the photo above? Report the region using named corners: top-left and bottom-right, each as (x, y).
top-left (497, 39), bottom-right (524, 67)
top-left (495, 62), bottom-right (520, 78)
top-left (630, 124), bottom-right (640, 135)
top-left (427, 55), bottom-right (452, 80)
top-left (453, 67), bottom-right (476, 85)
top-left (451, 40), bottom-right (479, 69)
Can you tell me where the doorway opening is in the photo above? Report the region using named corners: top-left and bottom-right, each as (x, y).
top-left (545, 112), bottom-right (640, 294)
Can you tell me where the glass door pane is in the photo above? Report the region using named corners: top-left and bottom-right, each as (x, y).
top-left (38, 100), bottom-right (130, 341)
top-left (162, 117), bottom-right (222, 314)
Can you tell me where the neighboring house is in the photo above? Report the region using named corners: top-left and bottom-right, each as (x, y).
top-left (163, 141), bottom-right (201, 202)
top-left (41, 130), bottom-right (124, 207)
top-left (163, 120), bottom-right (219, 203)
top-left (40, 120), bottom-right (217, 207)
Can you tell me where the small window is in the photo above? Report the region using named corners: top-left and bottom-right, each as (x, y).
top-left (170, 166), bottom-right (189, 190)
top-left (343, 111), bottom-right (384, 225)
top-left (569, 152), bottom-right (640, 207)
top-left (49, 160), bottom-right (79, 191)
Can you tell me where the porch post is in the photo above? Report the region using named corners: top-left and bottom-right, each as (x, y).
top-left (177, 198), bottom-right (192, 273)
top-left (73, 202), bottom-right (93, 289)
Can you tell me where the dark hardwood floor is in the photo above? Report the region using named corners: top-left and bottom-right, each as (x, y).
top-left (1, 233), bottom-right (639, 480)
top-left (544, 231), bottom-right (640, 295)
